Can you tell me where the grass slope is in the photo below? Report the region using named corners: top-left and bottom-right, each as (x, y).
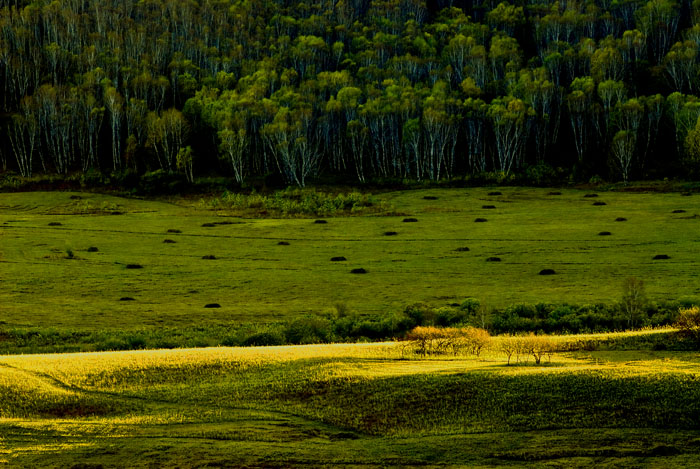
top-left (2, 335), bottom-right (700, 467)
top-left (1, 188), bottom-right (698, 332)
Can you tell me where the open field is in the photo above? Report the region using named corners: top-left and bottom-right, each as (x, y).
top-left (2, 333), bottom-right (700, 467)
top-left (1, 187), bottom-right (699, 333)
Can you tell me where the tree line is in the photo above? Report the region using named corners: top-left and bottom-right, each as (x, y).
top-left (2, 0), bottom-right (700, 186)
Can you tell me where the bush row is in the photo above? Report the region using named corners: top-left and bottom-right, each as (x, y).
top-left (1, 300), bottom-right (698, 354)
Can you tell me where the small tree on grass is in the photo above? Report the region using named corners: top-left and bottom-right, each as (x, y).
top-left (461, 327), bottom-right (491, 356)
top-left (499, 335), bottom-right (517, 365)
top-left (674, 306), bottom-right (700, 345)
top-left (621, 277), bottom-right (647, 328)
top-left (500, 334), bottom-right (556, 365)
top-left (403, 326), bottom-right (438, 356)
top-left (522, 333), bottom-right (556, 365)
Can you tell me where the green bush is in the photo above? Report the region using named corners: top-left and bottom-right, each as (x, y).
top-left (434, 307), bottom-right (468, 327)
top-left (674, 306), bottom-right (700, 346)
top-left (139, 170), bottom-right (186, 194)
top-left (285, 317), bottom-right (332, 344)
top-left (524, 163), bottom-right (560, 186)
top-left (242, 331), bottom-right (286, 347)
top-left (459, 298), bottom-right (481, 314)
top-left (403, 303), bottom-right (435, 327)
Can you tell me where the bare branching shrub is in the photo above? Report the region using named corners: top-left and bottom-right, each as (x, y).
top-left (499, 336), bottom-right (517, 365)
top-left (500, 333), bottom-right (558, 365)
top-left (521, 333), bottom-right (557, 365)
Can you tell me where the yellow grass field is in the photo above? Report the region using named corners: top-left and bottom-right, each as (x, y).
top-left (3, 330), bottom-right (700, 467)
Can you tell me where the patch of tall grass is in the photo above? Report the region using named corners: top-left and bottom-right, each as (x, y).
top-left (207, 188), bottom-right (394, 216)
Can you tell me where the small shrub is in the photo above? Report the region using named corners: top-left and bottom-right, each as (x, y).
top-left (672, 209), bottom-right (686, 213)
top-left (674, 306), bottom-right (700, 345)
top-left (402, 217), bottom-right (418, 222)
top-left (125, 264), bottom-right (143, 269)
top-left (653, 254), bottom-right (670, 260)
top-left (423, 196), bottom-right (438, 200)
top-left (163, 239), bottom-right (176, 244)
top-left (460, 298), bottom-right (481, 314)
top-left (242, 331), bottom-right (286, 347)
top-left (204, 303), bottom-right (221, 308)
top-left (87, 246), bottom-right (99, 252)
top-left (126, 335), bottom-right (147, 349)
top-left (139, 169), bottom-right (186, 194)
top-left (119, 297), bottom-right (135, 301)
top-left (314, 219), bottom-right (327, 224)
top-left (539, 269), bottom-right (556, 275)
top-left (615, 217), bottom-right (627, 221)
top-left (350, 268), bottom-right (367, 274)
top-left (598, 231), bottom-right (612, 236)
top-left (102, 338), bottom-right (129, 351)
top-left (202, 255), bottom-right (217, 260)
top-left (455, 247), bottom-right (470, 252)
top-left (403, 303), bottom-right (435, 327)
top-left (167, 229), bottom-right (182, 233)
top-left (285, 316), bottom-right (332, 344)
top-left (384, 231), bottom-right (398, 236)
top-left (65, 248), bottom-right (74, 259)
top-left (434, 307), bottom-right (467, 327)
top-left (277, 241), bottom-right (290, 245)
top-left (488, 191), bottom-right (502, 196)
top-left (48, 222), bottom-right (62, 226)
top-left (584, 193), bottom-right (598, 198)
top-left (482, 205), bottom-right (496, 209)
top-left (593, 201), bottom-right (607, 206)
top-left (486, 257), bottom-right (501, 262)
top-left (331, 256), bottom-right (347, 261)
top-left (474, 218), bottom-right (488, 222)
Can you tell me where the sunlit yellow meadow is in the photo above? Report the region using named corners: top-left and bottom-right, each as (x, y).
top-left (3, 330), bottom-right (700, 467)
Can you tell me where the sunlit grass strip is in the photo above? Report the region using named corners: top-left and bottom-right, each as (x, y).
top-left (0, 328), bottom-right (687, 392)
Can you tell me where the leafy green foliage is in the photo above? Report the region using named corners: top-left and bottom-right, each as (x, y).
top-left (1, 0), bottom-right (699, 186)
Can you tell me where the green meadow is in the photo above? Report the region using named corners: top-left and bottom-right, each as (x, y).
top-left (1, 187), bottom-right (698, 333)
top-left (3, 333), bottom-right (700, 467)
top-left (2, 188), bottom-right (700, 466)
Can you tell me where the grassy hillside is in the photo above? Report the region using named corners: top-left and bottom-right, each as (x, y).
top-left (1, 187), bottom-right (698, 335)
top-left (2, 332), bottom-right (700, 467)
